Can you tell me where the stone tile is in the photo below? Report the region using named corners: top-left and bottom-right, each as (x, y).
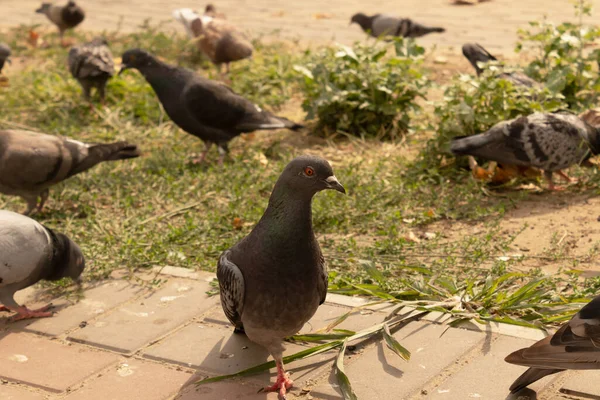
top-left (299, 304), bottom-right (386, 334)
top-left (65, 359), bottom-right (191, 400)
top-left (560, 371), bottom-right (600, 399)
top-left (151, 266), bottom-right (215, 281)
top-left (68, 279), bottom-right (219, 354)
top-left (311, 321), bottom-right (485, 399)
top-left (142, 319), bottom-right (336, 389)
top-left (428, 335), bottom-right (552, 399)
top-left (0, 384), bottom-right (47, 400)
top-left (176, 380), bottom-right (279, 400)
top-left (10, 281), bottom-right (145, 337)
top-left (0, 332), bottom-right (118, 393)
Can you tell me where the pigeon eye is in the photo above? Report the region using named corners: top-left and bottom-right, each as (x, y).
top-left (304, 167), bottom-right (315, 177)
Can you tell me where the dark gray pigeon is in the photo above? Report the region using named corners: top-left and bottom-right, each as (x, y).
top-left (68, 37), bottom-right (115, 103)
top-left (36, 1), bottom-right (85, 46)
top-left (0, 210), bottom-right (85, 321)
top-left (0, 43), bottom-right (11, 74)
top-left (0, 129), bottom-right (140, 215)
top-left (462, 43), bottom-right (540, 88)
top-left (350, 13), bottom-right (445, 38)
top-left (119, 49), bottom-right (303, 165)
top-left (217, 155), bottom-right (345, 398)
top-left (450, 112), bottom-right (600, 190)
top-left (505, 294), bottom-right (600, 393)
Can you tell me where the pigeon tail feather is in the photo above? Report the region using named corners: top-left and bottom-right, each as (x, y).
top-left (450, 135), bottom-right (489, 156)
top-left (509, 367), bottom-right (563, 393)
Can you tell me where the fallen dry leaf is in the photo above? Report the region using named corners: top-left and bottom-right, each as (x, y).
top-left (232, 217), bottom-right (243, 230)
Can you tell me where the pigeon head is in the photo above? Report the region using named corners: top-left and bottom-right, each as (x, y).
top-left (350, 13), bottom-right (372, 30)
top-left (45, 230), bottom-right (86, 285)
top-left (273, 155), bottom-right (345, 199)
top-left (35, 2), bottom-right (52, 14)
top-left (90, 37), bottom-right (108, 47)
top-left (119, 49), bottom-right (157, 75)
top-left (205, 4), bottom-right (216, 13)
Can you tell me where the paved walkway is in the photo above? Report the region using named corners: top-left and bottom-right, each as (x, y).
top-left (0, 266), bottom-right (597, 400)
top-left (1, 0), bottom-right (600, 52)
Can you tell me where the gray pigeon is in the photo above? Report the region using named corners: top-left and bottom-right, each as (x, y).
top-left (119, 49), bottom-right (303, 165)
top-left (462, 43), bottom-right (540, 88)
top-left (0, 129), bottom-right (140, 215)
top-left (350, 13), bottom-right (445, 38)
top-left (36, 1), bottom-right (85, 46)
top-left (0, 210), bottom-right (85, 321)
top-left (0, 43), bottom-right (11, 74)
top-left (217, 155), bottom-right (345, 398)
top-left (450, 112), bottom-right (600, 190)
top-left (505, 294), bottom-right (600, 393)
top-left (68, 37), bottom-right (114, 103)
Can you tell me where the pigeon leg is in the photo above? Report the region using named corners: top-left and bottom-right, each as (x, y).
top-left (98, 84), bottom-right (107, 106)
top-left (556, 170), bottom-right (577, 183)
top-left (0, 305), bottom-right (10, 312)
top-left (259, 359), bottom-right (294, 399)
top-left (37, 189), bottom-right (49, 213)
top-left (191, 142), bottom-right (212, 164)
top-left (21, 195), bottom-right (38, 216)
top-left (544, 171), bottom-right (566, 191)
top-left (217, 144), bottom-right (229, 166)
top-left (8, 305), bottom-right (53, 322)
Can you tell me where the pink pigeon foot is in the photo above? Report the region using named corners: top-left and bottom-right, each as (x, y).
top-left (0, 305), bottom-right (10, 312)
top-left (259, 361), bottom-right (294, 399)
top-left (9, 304), bottom-right (53, 322)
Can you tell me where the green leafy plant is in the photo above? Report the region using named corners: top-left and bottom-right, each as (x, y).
top-left (295, 39), bottom-right (430, 139)
top-left (516, 0), bottom-right (600, 109)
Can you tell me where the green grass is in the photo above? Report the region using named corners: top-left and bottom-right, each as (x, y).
top-left (1, 22), bottom-right (600, 330)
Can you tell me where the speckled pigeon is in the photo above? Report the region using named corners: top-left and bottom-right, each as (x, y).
top-left (119, 49), bottom-right (303, 165)
top-left (217, 155), bottom-right (345, 399)
top-left (68, 37), bottom-right (114, 103)
top-left (204, 4), bottom-right (226, 19)
top-left (505, 294), bottom-right (600, 393)
top-left (462, 43), bottom-right (540, 88)
top-left (0, 210), bottom-right (85, 321)
top-left (350, 13), bottom-right (445, 38)
top-left (0, 129), bottom-right (140, 215)
top-left (36, 1), bottom-right (85, 46)
top-left (0, 43), bottom-right (11, 74)
top-left (450, 112), bottom-right (600, 190)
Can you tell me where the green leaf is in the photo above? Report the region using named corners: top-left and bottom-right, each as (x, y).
top-left (382, 323), bottom-right (411, 361)
top-left (335, 340), bottom-right (359, 400)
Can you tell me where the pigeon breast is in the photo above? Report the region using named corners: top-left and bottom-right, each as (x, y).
top-left (0, 211), bottom-right (52, 287)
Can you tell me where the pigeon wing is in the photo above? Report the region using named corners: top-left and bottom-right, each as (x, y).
top-left (217, 250), bottom-right (245, 328)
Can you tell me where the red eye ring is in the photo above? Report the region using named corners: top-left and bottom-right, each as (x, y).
top-left (304, 167), bottom-right (315, 176)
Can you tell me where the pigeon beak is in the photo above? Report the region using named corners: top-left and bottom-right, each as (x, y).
top-left (118, 64), bottom-right (130, 75)
top-left (324, 175), bottom-right (346, 194)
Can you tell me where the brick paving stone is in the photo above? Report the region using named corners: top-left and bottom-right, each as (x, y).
top-left (310, 321), bottom-right (485, 400)
top-left (11, 281), bottom-right (145, 337)
top-left (142, 317), bottom-right (336, 389)
top-left (151, 266), bottom-right (212, 280)
top-left (560, 371), bottom-right (600, 399)
top-left (68, 279), bottom-right (218, 354)
top-left (64, 359), bottom-right (191, 400)
top-left (427, 335), bottom-right (553, 399)
top-left (0, 384), bottom-right (48, 400)
top-left (176, 380), bottom-right (279, 400)
top-left (0, 332), bottom-right (118, 393)
top-left (299, 304), bottom-right (386, 334)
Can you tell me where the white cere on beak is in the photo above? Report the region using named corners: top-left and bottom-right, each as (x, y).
top-left (326, 175), bottom-right (338, 183)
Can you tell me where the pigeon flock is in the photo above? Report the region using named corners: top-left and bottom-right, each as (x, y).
top-left (0, 1), bottom-right (598, 398)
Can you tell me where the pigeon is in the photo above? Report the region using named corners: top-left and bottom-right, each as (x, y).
top-left (204, 4), bottom-right (226, 19)
top-left (217, 155), bottom-right (345, 399)
top-left (0, 129), bottom-right (140, 215)
top-left (0, 43), bottom-right (11, 74)
top-left (119, 49), bottom-right (303, 165)
top-left (36, 1), bottom-right (85, 46)
top-left (450, 112), bottom-right (600, 190)
top-left (505, 294), bottom-right (600, 393)
top-left (0, 210), bottom-right (85, 321)
top-left (68, 37), bottom-right (115, 103)
top-left (350, 13), bottom-right (445, 38)
top-left (462, 43), bottom-right (540, 88)
top-left (173, 8), bottom-right (252, 74)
